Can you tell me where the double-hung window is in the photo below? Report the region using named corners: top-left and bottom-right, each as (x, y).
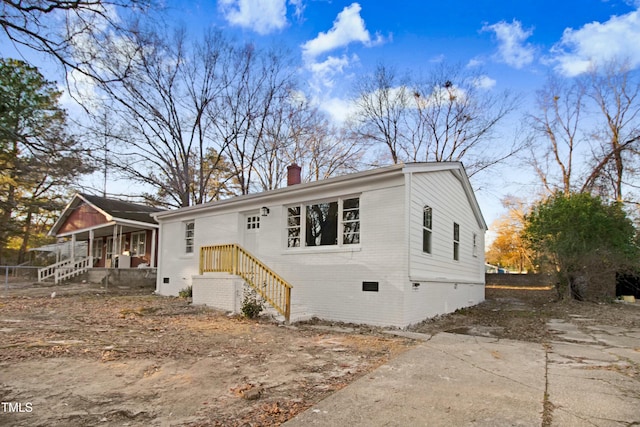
top-left (453, 222), bottom-right (460, 261)
top-left (287, 207), bottom-right (302, 247)
top-left (287, 197), bottom-right (360, 248)
top-left (342, 198), bottom-right (360, 244)
top-left (423, 206), bottom-right (432, 254)
top-left (472, 232), bottom-right (478, 257)
top-left (131, 231), bottom-right (146, 257)
top-left (93, 238), bottom-right (103, 259)
top-left (185, 221), bottom-right (195, 254)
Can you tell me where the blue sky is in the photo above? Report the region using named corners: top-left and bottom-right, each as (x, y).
top-left (4, 0), bottom-right (640, 233)
top-left (170, 0), bottom-right (640, 117)
top-left (162, 0), bottom-right (640, 227)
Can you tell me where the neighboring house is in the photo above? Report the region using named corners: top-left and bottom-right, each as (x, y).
top-left (153, 162), bottom-right (487, 328)
top-left (42, 194), bottom-right (162, 282)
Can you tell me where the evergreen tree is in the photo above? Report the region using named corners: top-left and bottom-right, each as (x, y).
top-left (0, 58), bottom-right (93, 263)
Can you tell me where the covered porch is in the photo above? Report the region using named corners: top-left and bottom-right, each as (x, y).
top-left (41, 193), bottom-right (162, 283)
top-left (55, 220), bottom-right (158, 269)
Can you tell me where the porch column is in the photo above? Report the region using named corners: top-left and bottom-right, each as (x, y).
top-left (111, 225), bottom-right (118, 268)
top-left (88, 229), bottom-right (94, 266)
top-left (71, 234), bottom-right (76, 260)
top-left (150, 228), bottom-right (157, 268)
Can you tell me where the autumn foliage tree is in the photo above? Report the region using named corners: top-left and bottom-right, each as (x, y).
top-left (485, 197), bottom-right (534, 272)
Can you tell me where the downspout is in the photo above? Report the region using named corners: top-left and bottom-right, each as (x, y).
top-left (404, 169), bottom-right (413, 326)
top-left (406, 170), bottom-right (412, 281)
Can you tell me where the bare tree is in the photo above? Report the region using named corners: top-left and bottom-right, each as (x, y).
top-left (348, 63), bottom-right (409, 164)
top-left (78, 25), bottom-right (232, 208)
top-left (528, 61), bottom-right (640, 203)
top-left (300, 125), bottom-right (366, 181)
top-left (582, 61), bottom-right (640, 201)
top-left (409, 63), bottom-right (519, 176)
top-left (348, 62), bottom-right (519, 176)
top-left (1, 0), bottom-right (150, 79)
top-left (251, 92), bottom-right (316, 191)
top-left (252, 94), bottom-right (365, 190)
top-left (528, 75), bottom-right (586, 195)
top-left (210, 45), bottom-right (300, 195)
top-left (77, 22), bottom-right (315, 205)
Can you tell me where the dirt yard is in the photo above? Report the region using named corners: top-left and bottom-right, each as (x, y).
top-left (0, 283), bottom-right (413, 426)
top-left (1, 282), bottom-right (639, 426)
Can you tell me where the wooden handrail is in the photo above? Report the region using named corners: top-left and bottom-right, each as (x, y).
top-left (38, 256), bottom-right (92, 283)
top-left (200, 244), bottom-right (292, 322)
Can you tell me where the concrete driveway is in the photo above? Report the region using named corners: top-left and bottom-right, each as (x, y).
top-left (285, 315), bottom-right (640, 426)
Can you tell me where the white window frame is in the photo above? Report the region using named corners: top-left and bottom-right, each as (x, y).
top-left (92, 237), bottom-right (103, 259)
top-left (130, 231), bottom-right (146, 257)
top-left (246, 215), bottom-right (260, 231)
top-left (286, 196), bottom-right (360, 249)
top-left (106, 236), bottom-right (115, 259)
top-left (472, 232), bottom-right (478, 257)
top-left (185, 221), bottom-right (195, 254)
top-left (286, 206), bottom-right (301, 248)
top-left (453, 222), bottom-right (460, 261)
top-left (341, 197), bottom-right (360, 245)
top-left (422, 206), bottom-right (432, 254)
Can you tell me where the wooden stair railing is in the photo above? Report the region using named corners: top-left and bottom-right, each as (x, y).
top-left (199, 244), bottom-right (292, 322)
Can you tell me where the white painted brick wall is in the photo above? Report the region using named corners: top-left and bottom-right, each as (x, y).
top-left (192, 273), bottom-right (243, 313)
top-left (156, 166), bottom-right (486, 328)
top-left (403, 280), bottom-right (485, 326)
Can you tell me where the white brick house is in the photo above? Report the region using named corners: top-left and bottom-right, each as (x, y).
top-left (152, 162), bottom-right (487, 328)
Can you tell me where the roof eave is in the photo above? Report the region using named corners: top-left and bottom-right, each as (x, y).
top-left (152, 164), bottom-right (406, 220)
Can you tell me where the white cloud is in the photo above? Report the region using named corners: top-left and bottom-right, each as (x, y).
top-left (307, 54), bottom-right (353, 93)
top-left (482, 20), bottom-right (535, 69)
top-left (289, 0), bottom-right (305, 20)
top-left (416, 84), bottom-right (468, 108)
top-left (218, 0), bottom-right (288, 35)
top-left (301, 3), bottom-right (384, 60)
top-left (472, 75), bottom-right (496, 90)
top-left (319, 96), bottom-right (358, 124)
top-left (466, 58), bottom-right (484, 68)
top-left (550, 9), bottom-right (640, 76)
top-left (301, 3), bottom-right (388, 123)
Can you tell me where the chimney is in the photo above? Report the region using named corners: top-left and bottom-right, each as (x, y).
top-left (287, 163), bottom-right (302, 186)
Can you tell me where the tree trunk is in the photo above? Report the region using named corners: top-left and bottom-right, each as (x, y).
top-left (17, 209), bottom-right (33, 264)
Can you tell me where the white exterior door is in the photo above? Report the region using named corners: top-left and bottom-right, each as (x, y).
top-left (243, 212), bottom-right (261, 255)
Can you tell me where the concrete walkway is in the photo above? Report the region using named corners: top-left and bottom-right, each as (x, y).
top-left (285, 318), bottom-right (640, 427)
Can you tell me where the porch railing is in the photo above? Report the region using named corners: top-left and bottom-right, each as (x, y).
top-left (199, 244), bottom-right (292, 322)
top-left (38, 256), bottom-right (92, 284)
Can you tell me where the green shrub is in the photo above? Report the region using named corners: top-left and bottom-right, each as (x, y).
top-left (241, 287), bottom-right (264, 319)
top-left (178, 286), bottom-right (192, 298)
